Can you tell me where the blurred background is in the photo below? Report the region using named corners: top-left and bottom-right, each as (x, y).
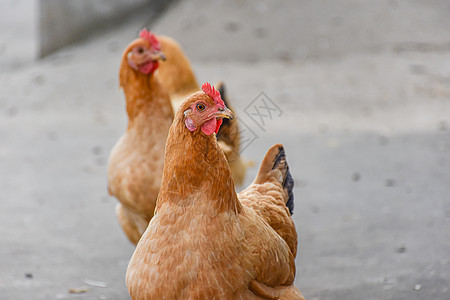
top-left (1, 0), bottom-right (449, 299)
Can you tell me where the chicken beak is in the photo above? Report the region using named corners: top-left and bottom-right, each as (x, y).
top-left (149, 51), bottom-right (166, 61)
top-left (155, 51), bottom-right (167, 61)
top-left (215, 107), bottom-right (234, 120)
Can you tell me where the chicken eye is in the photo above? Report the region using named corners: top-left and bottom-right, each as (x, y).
top-left (196, 103), bottom-right (206, 111)
top-left (136, 47), bottom-right (144, 54)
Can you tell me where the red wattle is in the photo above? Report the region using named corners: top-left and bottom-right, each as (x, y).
top-left (139, 61), bottom-right (159, 74)
top-left (201, 118), bottom-right (217, 135)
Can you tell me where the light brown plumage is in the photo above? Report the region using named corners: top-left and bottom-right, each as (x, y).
top-left (155, 35), bottom-right (199, 110)
top-left (126, 90), bottom-right (304, 299)
top-left (107, 37), bottom-right (173, 245)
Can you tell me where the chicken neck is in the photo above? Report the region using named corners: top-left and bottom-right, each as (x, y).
top-left (157, 115), bottom-right (242, 214)
top-left (120, 66), bottom-right (173, 128)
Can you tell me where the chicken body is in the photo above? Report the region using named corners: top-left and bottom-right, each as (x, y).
top-left (107, 34), bottom-right (173, 244)
top-left (156, 35), bottom-right (199, 111)
top-left (128, 193), bottom-right (300, 299)
top-left (126, 89), bottom-right (304, 299)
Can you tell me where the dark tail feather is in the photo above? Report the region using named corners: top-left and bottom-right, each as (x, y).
top-left (272, 146), bottom-right (295, 215)
top-left (284, 166), bottom-right (295, 215)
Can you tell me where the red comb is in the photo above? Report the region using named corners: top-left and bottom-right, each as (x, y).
top-left (139, 28), bottom-right (161, 51)
top-left (201, 82), bottom-right (224, 108)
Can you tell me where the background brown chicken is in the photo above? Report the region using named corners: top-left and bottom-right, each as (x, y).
top-left (126, 83), bottom-right (304, 299)
top-left (107, 29), bottom-right (173, 245)
top-left (156, 35), bottom-right (248, 186)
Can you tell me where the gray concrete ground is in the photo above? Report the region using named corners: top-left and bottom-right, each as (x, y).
top-left (1, 0), bottom-right (450, 299)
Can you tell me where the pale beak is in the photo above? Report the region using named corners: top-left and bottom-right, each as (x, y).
top-left (151, 51), bottom-right (166, 61)
top-left (215, 107), bottom-right (234, 120)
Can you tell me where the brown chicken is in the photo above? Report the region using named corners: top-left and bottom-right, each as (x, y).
top-left (126, 83), bottom-right (304, 300)
top-left (107, 29), bottom-right (173, 245)
top-left (156, 34), bottom-right (248, 185)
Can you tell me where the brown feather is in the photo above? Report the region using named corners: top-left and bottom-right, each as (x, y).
top-left (156, 35), bottom-right (199, 99)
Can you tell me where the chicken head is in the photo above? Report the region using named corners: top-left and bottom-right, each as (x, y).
top-left (126, 28), bottom-right (166, 74)
top-left (183, 82), bottom-right (234, 135)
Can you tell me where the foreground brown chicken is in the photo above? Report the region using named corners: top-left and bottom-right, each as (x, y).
top-left (156, 34), bottom-right (248, 185)
top-left (107, 29), bottom-right (173, 245)
top-left (126, 83), bottom-right (304, 300)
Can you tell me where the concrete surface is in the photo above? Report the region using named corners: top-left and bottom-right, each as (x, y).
top-left (1, 0), bottom-right (449, 299)
top-left (0, 0), bottom-right (38, 69)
